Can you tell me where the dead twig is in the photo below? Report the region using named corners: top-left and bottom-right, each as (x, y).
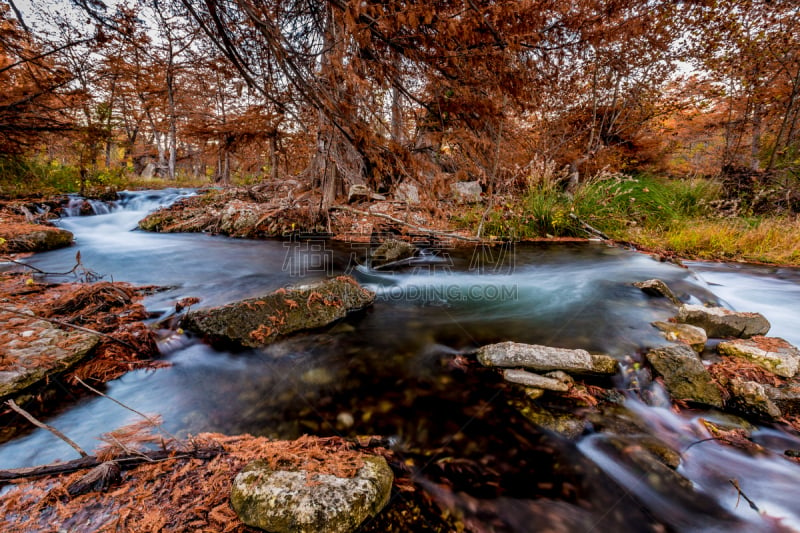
top-left (330, 205), bottom-right (484, 242)
top-left (0, 306), bottom-right (138, 351)
top-left (569, 213), bottom-right (610, 240)
top-left (729, 478), bottom-right (760, 512)
top-left (5, 399), bottom-right (88, 458)
top-left (73, 376), bottom-right (182, 446)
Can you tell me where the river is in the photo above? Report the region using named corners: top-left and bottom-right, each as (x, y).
top-left (3, 189), bottom-right (800, 531)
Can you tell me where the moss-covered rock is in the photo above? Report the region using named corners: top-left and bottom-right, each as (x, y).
top-left (727, 378), bottom-right (782, 420)
top-left (645, 344), bottom-right (723, 407)
top-left (370, 239), bottom-right (417, 269)
top-left (182, 277), bottom-right (375, 348)
top-left (230, 456), bottom-right (393, 533)
top-left (652, 321), bottom-right (707, 353)
top-left (717, 337), bottom-right (800, 378)
top-left (0, 225), bottom-right (73, 253)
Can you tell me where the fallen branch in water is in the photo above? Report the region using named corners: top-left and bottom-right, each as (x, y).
top-left (0, 445), bottom-right (224, 483)
top-left (73, 376), bottom-right (181, 445)
top-left (729, 478), bottom-right (760, 512)
top-left (0, 307), bottom-right (138, 352)
top-left (1, 251), bottom-right (103, 282)
top-left (5, 399), bottom-right (88, 458)
top-left (330, 205), bottom-right (484, 242)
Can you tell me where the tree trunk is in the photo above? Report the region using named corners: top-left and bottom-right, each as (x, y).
top-left (270, 135), bottom-right (279, 181)
top-left (750, 104), bottom-right (762, 171)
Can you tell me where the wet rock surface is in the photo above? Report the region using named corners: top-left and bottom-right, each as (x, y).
top-left (370, 239), bottom-right (417, 269)
top-left (676, 304), bottom-right (770, 338)
top-left (652, 321), bottom-right (707, 353)
top-left (727, 378), bottom-right (782, 420)
top-left (634, 279), bottom-right (682, 305)
top-left (502, 369), bottom-right (570, 391)
top-left (477, 341), bottom-right (619, 375)
top-left (645, 344), bottom-right (723, 407)
top-left (182, 277), bottom-right (375, 348)
top-left (231, 456), bottom-right (393, 533)
top-left (0, 306), bottom-right (99, 400)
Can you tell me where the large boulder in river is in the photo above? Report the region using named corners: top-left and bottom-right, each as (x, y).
top-left (231, 456), bottom-right (393, 533)
top-left (181, 277), bottom-right (374, 348)
top-left (676, 304), bottom-right (770, 338)
top-left (717, 337), bottom-right (800, 378)
top-left (477, 342), bottom-right (618, 375)
top-left (645, 345), bottom-right (723, 407)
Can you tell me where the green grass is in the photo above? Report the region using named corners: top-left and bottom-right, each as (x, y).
top-left (462, 174), bottom-right (722, 240)
top-left (0, 158), bottom-right (81, 197)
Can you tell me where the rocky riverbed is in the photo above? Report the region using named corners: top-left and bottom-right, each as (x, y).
top-left (3, 191), bottom-right (800, 532)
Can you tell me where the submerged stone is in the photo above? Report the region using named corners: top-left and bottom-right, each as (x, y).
top-left (645, 344), bottom-right (723, 407)
top-left (676, 304), bottom-right (770, 339)
top-left (230, 456), bottom-right (393, 533)
top-left (477, 341), bottom-right (619, 375)
top-left (717, 336), bottom-right (800, 378)
top-left (508, 397), bottom-right (585, 438)
top-left (652, 321), bottom-right (707, 353)
top-left (182, 277), bottom-right (374, 348)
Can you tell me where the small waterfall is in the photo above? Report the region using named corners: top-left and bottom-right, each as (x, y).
top-left (60, 188), bottom-right (194, 217)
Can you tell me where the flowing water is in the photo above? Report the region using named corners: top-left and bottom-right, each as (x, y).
top-left (3, 189), bottom-right (800, 531)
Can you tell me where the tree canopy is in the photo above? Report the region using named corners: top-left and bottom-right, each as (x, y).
top-left (2, 0), bottom-right (799, 208)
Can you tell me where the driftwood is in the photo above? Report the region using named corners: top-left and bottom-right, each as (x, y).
top-left (0, 445), bottom-right (224, 484)
top-left (330, 205), bottom-right (484, 242)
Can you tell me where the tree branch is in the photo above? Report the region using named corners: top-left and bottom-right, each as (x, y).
top-left (5, 399), bottom-right (88, 458)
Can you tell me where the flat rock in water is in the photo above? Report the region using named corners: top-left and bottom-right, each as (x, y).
top-left (0, 307), bottom-right (99, 399)
top-left (634, 279), bottom-right (682, 305)
top-left (477, 341), bottom-right (618, 375)
top-left (652, 321), bottom-right (707, 353)
top-left (503, 369), bottom-right (570, 391)
top-left (182, 277), bottom-right (374, 348)
top-left (645, 344), bottom-right (723, 407)
top-left (230, 456), bottom-right (393, 533)
top-left (717, 337), bottom-right (800, 378)
top-left (676, 304), bottom-right (770, 339)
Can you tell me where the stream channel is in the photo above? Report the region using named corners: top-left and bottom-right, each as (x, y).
top-left (3, 189), bottom-right (800, 531)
